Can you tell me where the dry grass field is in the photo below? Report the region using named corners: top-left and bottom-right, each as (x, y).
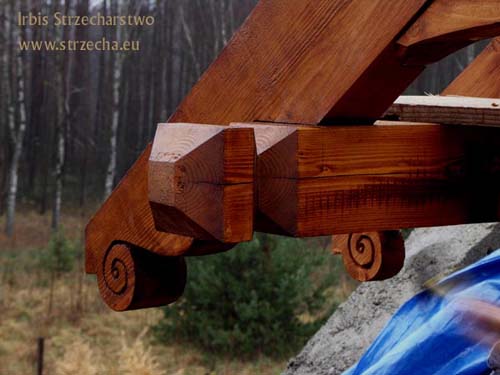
top-left (0, 210), bottom-right (354, 375)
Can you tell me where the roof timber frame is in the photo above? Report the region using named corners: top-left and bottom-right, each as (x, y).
top-left (85, 1), bottom-right (500, 310)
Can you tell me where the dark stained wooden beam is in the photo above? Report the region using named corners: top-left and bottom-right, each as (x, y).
top-left (233, 121), bottom-right (500, 237)
top-left (443, 37), bottom-right (500, 98)
top-left (386, 95), bottom-right (500, 127)
top-left (148, 123), bottom-right (255, 243)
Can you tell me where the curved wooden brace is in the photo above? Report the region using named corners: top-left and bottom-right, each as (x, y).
top-left (332, 231), bottom-right (405, 281)
top-left (97, 243), bottom-right (187, 311)
top-left (397, 0), bottom-right (500, 65)
top-left (399, 0), bottom-right (500, 48)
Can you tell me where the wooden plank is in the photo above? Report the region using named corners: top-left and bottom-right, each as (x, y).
top-left (233, 122), bottom-right (500, 237)
top-left (386, 95), bottom-right (500, 126)
top-left (148, 123), bottom-right (255, 242)
top-left (443, 37), bottom-right (500, 98)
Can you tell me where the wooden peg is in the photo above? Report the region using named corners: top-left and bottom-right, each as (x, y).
top-left (97, 243), bottom-right (187, 311)
top-left (332, 231), bottom-right (405, 281)
top-left (148, 123), bottom-right (255, 243)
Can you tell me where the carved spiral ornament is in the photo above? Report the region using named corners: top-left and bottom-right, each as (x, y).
top-left (333, 231), bottom-right (405, 282)
top-left (103, 245), bottom-right (130, 295)
top-left (97, 243), bottom-right (187, 311)
top-left (348, 233), bottom-right (376, 269)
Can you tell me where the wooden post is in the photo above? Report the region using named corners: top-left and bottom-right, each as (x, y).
top-left (37, 337), bottom-right (44, 375)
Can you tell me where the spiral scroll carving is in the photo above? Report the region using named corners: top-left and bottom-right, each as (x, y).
top-left (103, 245), bottom-right (130, 295)
top-left (348, 233), bottom-right (376, 269)
top-left (97, 243), bottom-right (187, 311)
top-left (333, 231), bottom-right (405, 282)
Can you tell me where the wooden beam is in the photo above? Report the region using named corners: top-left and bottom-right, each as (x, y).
top-left (171, 0), bottom-right (429, 125)
top-left (233, 122), bottom-right (500, 237)
top-left (86, 0), bottom-right (500, 296)
top-left (86, 0), bottom-right (432, 273)
top-left (396, 0), bottom-right (500, 66)
top-left (85, 145), bottom-right (194, 274)
top-left (386, 95), bottom-right (500, 126)
top-left (332, 231), bottom-right (405, 281)
top-left (148, 123), bottom-right (255, 243)
top-left (443, 37), bottom-right (500, 98)
top-left (398, 0), bottom-right (500, 47)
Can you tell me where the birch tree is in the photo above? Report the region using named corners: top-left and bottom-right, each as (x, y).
top-left (4, 0), bottom-right (27, 237)
top-left (52, 0), bottom-right (72, 230)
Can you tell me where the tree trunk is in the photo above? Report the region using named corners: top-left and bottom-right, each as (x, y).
top-left (5, 1), bottom-right (27, 237)
top-left (104, 54), bottom-right (121, 199)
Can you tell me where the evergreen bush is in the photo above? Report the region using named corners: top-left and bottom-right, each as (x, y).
top-left (154, 234), bottom-right (344, 358)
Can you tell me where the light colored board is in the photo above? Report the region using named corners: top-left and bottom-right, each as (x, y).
top-left (386, 95), bottom-right (500, 127)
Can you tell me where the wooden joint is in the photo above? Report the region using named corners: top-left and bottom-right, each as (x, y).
top-left (232, 120), bottom-right (500, 237)
top-left (332, 231), bottom-right (405, 281)
top-left (148, 123), bottom-right (255, 243)
top-left (397, 0), bottom-right (500, 65)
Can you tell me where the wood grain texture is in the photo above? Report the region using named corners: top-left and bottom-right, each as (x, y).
top-left (85, 145), bottom-right (193, 274)
top-left (443, 37), bottom-right (500, 98)
top-left (97, 243), bottom-right (187, 311)
top-left (148, 123), bottom-right (255, 242)
top-left (86, 0), bottom-right (500, 278)
top-left (86, 0), bottom-right (430, 273)
top-left (386, 95), bottom-right (500, 126)
top-left (332, 231), bottom-right (405, 281)
top-left (233, 122), bottom-right (500, 236)
top-left (398, 0), bottom-right (500, 48)
top-left (171, 0), bottom-right (429, 125)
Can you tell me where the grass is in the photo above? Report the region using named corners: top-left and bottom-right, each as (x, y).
top-left (0, 210), bottom-right (356, 374)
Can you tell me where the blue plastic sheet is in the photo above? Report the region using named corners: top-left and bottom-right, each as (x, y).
top-left (344, 250), bottom-right (500, 375)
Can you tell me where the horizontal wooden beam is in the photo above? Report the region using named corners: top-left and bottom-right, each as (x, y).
top-left (386, 95), bottom-right (500, 126)
top-left (232, 121), bottom-right (500, 237)
top-left (148, 123), bottom-right (255, 243)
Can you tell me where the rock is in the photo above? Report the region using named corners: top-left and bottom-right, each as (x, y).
top-left (284, 223), bottom-right (500, 375)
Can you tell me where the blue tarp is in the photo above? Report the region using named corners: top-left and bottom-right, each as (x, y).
top-left (344, 250), bottom-right (500, 375)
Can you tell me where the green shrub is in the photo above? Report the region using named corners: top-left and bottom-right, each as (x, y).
top-left (38, 230), bottom-right (80, 275)
top-left (154, 234), bottom-right (343, 358)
